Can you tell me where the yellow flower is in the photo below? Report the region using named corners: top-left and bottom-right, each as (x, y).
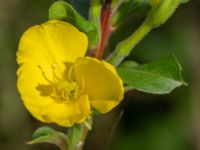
top-left (17, 20), bottom-right (124, 127)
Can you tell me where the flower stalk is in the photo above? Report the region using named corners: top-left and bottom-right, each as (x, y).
top-left (93, 0), bottom-right (112, 59)
top-left (107, 0), bottom-right (181, 66)
top-left (107, 22), bottom-right (152, 66)
top-left (75, 126), bottom-right (89, 150)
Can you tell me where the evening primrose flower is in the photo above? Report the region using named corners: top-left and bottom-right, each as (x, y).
top-left (17, 20), bottom-right (124, 127)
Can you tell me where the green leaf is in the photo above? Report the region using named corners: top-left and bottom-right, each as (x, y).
top-left (117, 55), bottom-right (186, 94)
top-left (49, 1), bottom-right (99, 47)
top-left (67, 124), bottom-right (84, 150)
top-left (89, 0), bottom-right (102, 48)
top-left (27, 127), bottom-right (68, 150)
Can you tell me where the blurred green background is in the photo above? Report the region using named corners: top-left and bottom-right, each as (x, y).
top-left (0, 0), bottom-right (200, 150)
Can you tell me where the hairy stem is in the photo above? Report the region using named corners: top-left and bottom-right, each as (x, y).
top-left (107, 22), bottom-right (152, 66)
top-left (93, 0), bottom-right (112, 59)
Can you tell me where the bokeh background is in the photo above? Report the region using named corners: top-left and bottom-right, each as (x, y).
top-left (0, 0), bottom-right (200, 150)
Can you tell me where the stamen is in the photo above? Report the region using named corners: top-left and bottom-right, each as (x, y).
top-left (38, 65), bottom-right (52, 83)
top-left (52, 64), bottom-right (61, 82)
top-left (68, 65), bottom-right (75, 82)
top-left (40, 63), bottom-right (85, 102)
top-left (51, 80), bottom-right (83, 102)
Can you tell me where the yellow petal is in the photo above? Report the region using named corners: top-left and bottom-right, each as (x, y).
top-left (40, 95), bottom-right (90, 127)
top-left (17, 63), bottom-right (90, 127)
top-left (17, 63), bottom-right (58, 121)
top-left (74, 57), bottom-right (124, 113)
top-left (17, 20), bottom-right (88, 77)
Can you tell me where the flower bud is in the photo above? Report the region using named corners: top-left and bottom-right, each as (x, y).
top-left (145, 0), bottom-right (181, 27)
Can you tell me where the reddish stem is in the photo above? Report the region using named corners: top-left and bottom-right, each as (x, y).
top-left (93, 0), bottom-right (112, 59)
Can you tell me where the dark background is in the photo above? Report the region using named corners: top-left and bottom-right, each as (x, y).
top-left (0, 0), bottom-right (200, 150)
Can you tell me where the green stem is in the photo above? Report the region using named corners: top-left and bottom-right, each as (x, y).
top-left (75, 126), bottom-right (89, 150)
top-left (67, 124), bottom-right (84, 150)
top-left (67, 117), bottom-right (92, 150)
top-left (107, 22), bottom-right (152, 66)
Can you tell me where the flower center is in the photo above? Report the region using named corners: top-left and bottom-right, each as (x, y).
top-left (38, 63), bottom-right (84, 102)
top-left (53, 80), bottom-right (84, 102)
